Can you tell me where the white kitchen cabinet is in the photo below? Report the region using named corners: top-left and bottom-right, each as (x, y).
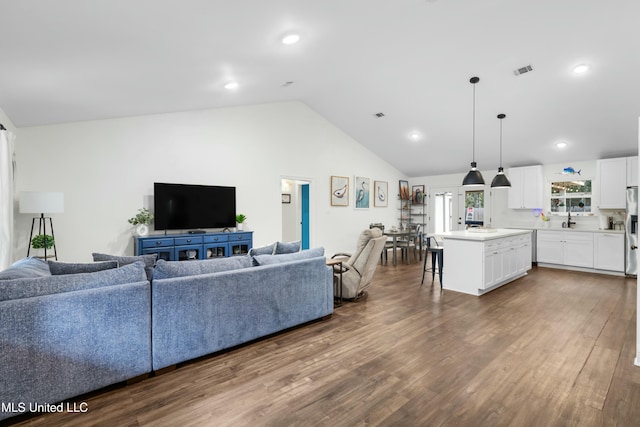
top-left (482, 235), bottom-right (530, 290)
top-left (627, 156), bottom-right (638, 187)
top-left (536, 230), bottom-right (594, 268)
top-left (442, 229), bottom-right (532, 296)
top-left (508, 165), bottom-right (543, 209)
top-left (597, 158), bottom-right (627, 209)
top-left (594, 233), bottom-right (625, 272)
top-left (563, 232), bottom-right (594, 268)
top-left (536, 231), bottom-right (564, 264)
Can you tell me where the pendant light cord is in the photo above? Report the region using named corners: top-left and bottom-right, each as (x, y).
top-left (472, 83), bottom-right (476, 163)
top-left (499, 118), bottom-right (503, 167)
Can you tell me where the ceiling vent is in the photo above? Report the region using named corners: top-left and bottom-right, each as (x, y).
top-left (513, 65), bottom-right (533, 76)
top-left (374, 112), bottom-right (385, 118)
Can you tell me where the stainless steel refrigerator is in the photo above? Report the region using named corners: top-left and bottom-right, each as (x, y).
top-left (626, 187), bottom-right (638, 275)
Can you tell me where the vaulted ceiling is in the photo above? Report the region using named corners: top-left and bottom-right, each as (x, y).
top-left (1, 0), bottom-right (638, 176)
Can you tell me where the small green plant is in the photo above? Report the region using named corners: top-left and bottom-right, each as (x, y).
top-left (235, 214), bottom-right (247, 224)
top-left (31, 234), bottom-right (55, 249)
top-left (128, 208), bottom-right (154, 226)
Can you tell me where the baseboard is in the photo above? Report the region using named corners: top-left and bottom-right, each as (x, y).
top-left (537, 263), bottom-right (625, 276)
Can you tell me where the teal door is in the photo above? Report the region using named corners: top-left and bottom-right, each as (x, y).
top-left (301, 184), bottom-right (310, 249)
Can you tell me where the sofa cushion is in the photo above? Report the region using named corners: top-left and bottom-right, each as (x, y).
top-left (153, 256), bottom-right (253, 280)
top-left (0, 257), bottom-right (51, 280)
top-left (92, 252), bottom-right (157, 280)
top-left (0, 261), bottom-right (147, 302)
top-left (248, 243), bottom-right (276, 256)
top-left (48, 260), bottom-right (119, 275)
top-left (275, 240), bottom-right (301, 254)
top-left (253, 247), bottom-right (324, 266)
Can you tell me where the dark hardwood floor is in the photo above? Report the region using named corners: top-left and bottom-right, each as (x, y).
top-left (7, 261), bottom-right (639, 427)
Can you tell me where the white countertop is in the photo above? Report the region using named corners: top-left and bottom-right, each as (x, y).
top-left (534, 227), bottom-right (624, 234)
top-left (439, 228), bottom-right (532, 242)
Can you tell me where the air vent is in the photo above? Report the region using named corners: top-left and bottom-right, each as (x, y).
top-left (281, 81), bottom-right (294, 87)
top-left (374, 112), bottom-right (385, 118)
top-left (513, 65), bottom-right (533, 76)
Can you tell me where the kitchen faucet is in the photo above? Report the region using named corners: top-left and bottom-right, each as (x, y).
top-left (567, 210), bottom-right (576, 228)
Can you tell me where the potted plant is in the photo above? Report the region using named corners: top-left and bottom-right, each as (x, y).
top-left (128, 208), bottom-right (154, 236)
top-left (31, 234), bottom-right (55, 250)
top-left (236, 214), bottom-right (247, 231)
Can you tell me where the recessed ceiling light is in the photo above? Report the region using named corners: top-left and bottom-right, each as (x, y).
top-left (573, 64), bottom-right (590, 74)
top-left (282, 34), bottom-right (300, 45)
top-left (409, 131), bottom-right (422, 141)
top-left (556, 140), bottom-right (568, 149)
top-left (224, 82), bottom-right (239, 90)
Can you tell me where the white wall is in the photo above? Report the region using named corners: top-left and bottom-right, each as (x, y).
top-left (12, 101), bottom-right (404, 261)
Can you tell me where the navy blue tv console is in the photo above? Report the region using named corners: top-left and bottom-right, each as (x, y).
top-left (134, 231), bottom-right (253, 261)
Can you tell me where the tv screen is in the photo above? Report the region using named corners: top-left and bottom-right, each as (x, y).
top-left (154, 183), bottom-right (236, 231)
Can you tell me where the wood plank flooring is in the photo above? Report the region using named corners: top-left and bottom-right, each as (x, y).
top-left (6, 261), bottom-right (639, 426)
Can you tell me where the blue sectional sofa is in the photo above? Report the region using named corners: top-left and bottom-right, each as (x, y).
top-left (0, 259), bottom-right (152, 422)
top-left (0, 248), bottom-right (332, 422)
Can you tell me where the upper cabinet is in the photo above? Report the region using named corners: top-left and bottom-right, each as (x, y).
top-left (507, 165), bottom-right (543, 209)
top-left (627, 156), bottom-right (638, 187)
top-left (596, 157), bottom-right (627, 209)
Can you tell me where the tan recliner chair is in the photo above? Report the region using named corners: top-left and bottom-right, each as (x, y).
top-left (332, 228), bottom-right (387, 300)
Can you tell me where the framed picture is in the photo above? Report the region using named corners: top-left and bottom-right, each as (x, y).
top-left (331, 176), bottom-right (349, 206)
top-left (399, 180), bottom-right (410, 200)
top-left (374, 180), bottom-right (388, 207)
top-left (354, 176), bottom-right (370, 209)
top-left (281, 193), bottom-right (291, 204)
top-left (412, 185), bottom-right (425, 204)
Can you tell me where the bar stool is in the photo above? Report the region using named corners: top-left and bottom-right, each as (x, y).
top-left (421, 235), bottom-right (443, 287)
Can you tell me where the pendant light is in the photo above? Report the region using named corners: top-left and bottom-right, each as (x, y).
top-left (490, 113), bottom-right (512, 188)
top-left (462, 77), bottom-right (485, 186)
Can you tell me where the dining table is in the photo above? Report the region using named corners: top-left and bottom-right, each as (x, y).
top-left (383, 228), bottom-right (422, 266)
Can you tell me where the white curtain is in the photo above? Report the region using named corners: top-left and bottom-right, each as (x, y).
top-left (0, 129), bottom-right (16, 270)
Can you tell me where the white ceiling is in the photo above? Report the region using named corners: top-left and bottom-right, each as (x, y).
top-left (1, 0), bottom-right (639, 177)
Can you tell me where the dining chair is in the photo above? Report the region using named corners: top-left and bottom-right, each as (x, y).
top-left (397, 224), bottom-right (421, 264)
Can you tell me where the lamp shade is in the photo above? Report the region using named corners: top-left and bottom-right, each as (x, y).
top-left (462, 162), bottom-right (485, 186)
top-left (491, 167), bottom-right (512, 188)
top-left (19, 191), bottom-right (64, 214)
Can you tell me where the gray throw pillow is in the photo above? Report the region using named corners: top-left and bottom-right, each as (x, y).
top-left (153, 256), bottom-right (253, 280)
top-left (92, 252), bottom-right (157, 281)
top-left (0, 257), bottom-right (51, 280)
top-left (48, 260), bottom-right (118, 275)
top-left (253, 247), bottom-right (324, 266)
top-left (275, 240), bottom-right (301, 254)
top-left (248, 243), bottom-right (276, 256)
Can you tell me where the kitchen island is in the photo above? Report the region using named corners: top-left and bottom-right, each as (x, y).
top-left (439, 228), bottom-right (533, 296)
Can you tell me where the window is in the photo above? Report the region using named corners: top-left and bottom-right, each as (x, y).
top-left (550, 180), bottom-right (592, 214)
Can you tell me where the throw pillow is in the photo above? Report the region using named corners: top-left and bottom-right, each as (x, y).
top-left (0, 257), bottom-right (51, 280)
top-left (92, 252), bottom-right (157, 281)
top-left (153, 256), bottom-right (253, 280)
top-left (253, 247), bottom-right (324, 266)
top-left (274, 240), bottom-right (301, 254)
top-left (248, 243), bottom-right (276, 256)
top-left (48, 260), bottom-right (119, 275)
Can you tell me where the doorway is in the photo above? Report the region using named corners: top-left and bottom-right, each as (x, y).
top-left (429, 186), bottom-right (463, 233)
top-left (433, 191), bottom-right (453, 234)
top-left (281, 178), bottom-right (311, 249)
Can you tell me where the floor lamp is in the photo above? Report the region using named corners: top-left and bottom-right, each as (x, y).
top-left (19, 191), bottom-right (64, 260)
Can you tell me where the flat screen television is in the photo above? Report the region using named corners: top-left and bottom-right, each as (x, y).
top-left (154, 183), bottom-right (236, 231)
